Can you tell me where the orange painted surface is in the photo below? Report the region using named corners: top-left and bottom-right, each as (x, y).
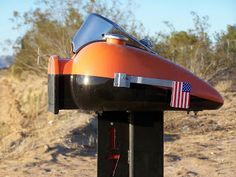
top-left (48, 55), bottom-right (73, 75)
top-left (48, 41), bottom-right (223, 105)
top-left (71, 42), bottom-right (223, 104)
top-left (48, 55), bottom-right (59, 74)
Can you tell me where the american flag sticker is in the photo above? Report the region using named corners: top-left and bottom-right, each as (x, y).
top-left (170, 81), bottom-right (191, 109)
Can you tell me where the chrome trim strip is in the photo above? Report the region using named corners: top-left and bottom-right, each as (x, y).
top-left (113, 73), bottom-right (172, 88)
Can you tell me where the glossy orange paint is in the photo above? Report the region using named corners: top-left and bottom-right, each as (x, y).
top-left (48, 55), bottom-right (73, 75)
top-left (69, 41), bottom-right (223, 105)
top-left (48, 55), bottom-right (59, 74)
top-left (48, 41), bottom-right (223, 105)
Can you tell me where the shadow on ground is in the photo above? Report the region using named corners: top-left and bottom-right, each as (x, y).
top-left (47, 118), bottom-right (97, 161)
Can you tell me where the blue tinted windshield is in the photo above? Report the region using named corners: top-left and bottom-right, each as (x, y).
top-left (72, 13), bottom-right (155, 53)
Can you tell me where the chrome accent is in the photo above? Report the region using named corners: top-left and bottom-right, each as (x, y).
top-left (114, 73), bottom-right (172, 88)
top-left (103, 34), bottom-right (128, 41)
top-left (114, 73), bottom-right (130, 88)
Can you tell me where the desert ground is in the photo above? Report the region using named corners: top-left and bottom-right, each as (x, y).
top-left (0, 68), bottom-right (235, 177)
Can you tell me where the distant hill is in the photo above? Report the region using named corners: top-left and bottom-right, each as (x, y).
top-left (0, 55), bottom-right (14, 69)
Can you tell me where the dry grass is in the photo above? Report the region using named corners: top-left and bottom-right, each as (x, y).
top-left (215, 80), bottom-right (233, 92)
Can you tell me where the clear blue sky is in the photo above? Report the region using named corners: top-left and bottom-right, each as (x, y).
top-left (0, 0), bottom-right (235, 55)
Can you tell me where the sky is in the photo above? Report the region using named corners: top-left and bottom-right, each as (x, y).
top-left (0, 0), bottom-right (235, 55)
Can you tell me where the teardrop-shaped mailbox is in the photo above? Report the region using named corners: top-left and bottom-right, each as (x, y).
top-left (48, 13), bottom-right (223, 177)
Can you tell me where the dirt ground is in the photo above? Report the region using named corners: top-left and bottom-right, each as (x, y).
top-left (0, 69), bottom-right (235, 177)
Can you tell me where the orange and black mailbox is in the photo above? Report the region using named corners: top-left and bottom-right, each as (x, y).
top-left (48, 13), bottom-right (223, 177)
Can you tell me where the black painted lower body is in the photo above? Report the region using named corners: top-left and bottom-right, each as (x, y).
top-left (97, 111), bottom-right (163, 177)
top-left (48, 74), bottom-right (222, 114)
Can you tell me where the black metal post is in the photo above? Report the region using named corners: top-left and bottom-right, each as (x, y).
top-left (98, 112), bottom-right (129, 177)
top-left (97, 111), bottom-right (163, 177)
